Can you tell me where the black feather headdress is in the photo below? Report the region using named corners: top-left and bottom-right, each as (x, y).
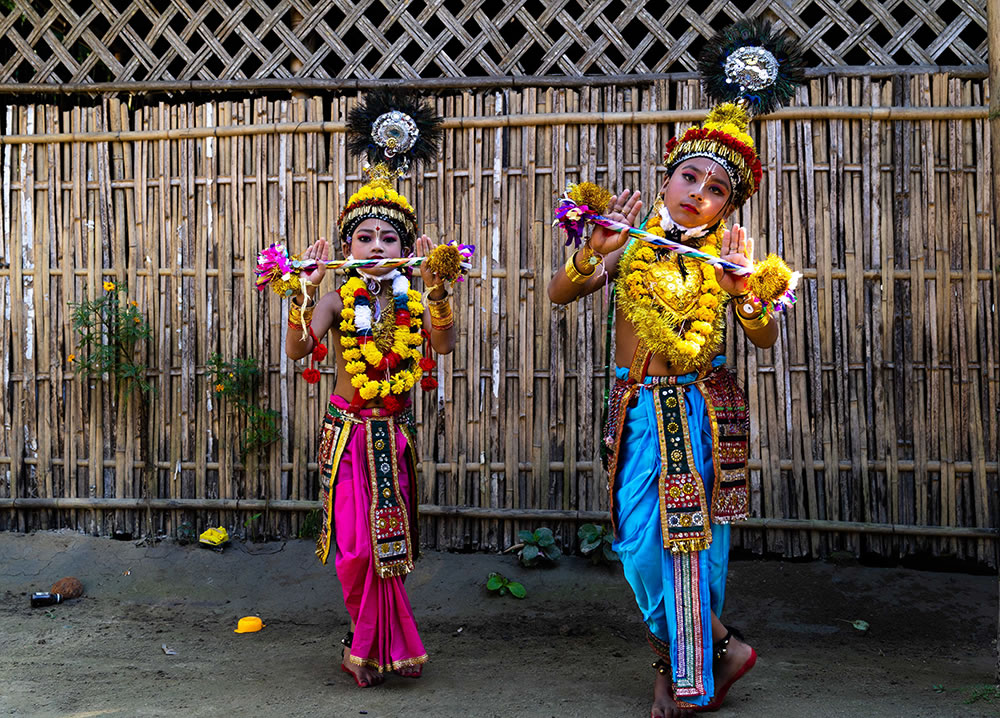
top-left (345, 89), bottom-right (443, 177)
top-left (696, 18), bottom-right (806, 118)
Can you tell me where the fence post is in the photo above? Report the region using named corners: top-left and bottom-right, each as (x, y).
top-left (988, 0), bottom-right (1000, 685)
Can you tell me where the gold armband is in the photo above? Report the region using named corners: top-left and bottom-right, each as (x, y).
top-left (288, 298), bottom-right (314, 330)
top-left (734, 295), bottom-right (769, 331)
top-left (564, 250), bottom-right (596, 284)
top-left (428, 296), bottom-right (454, 331)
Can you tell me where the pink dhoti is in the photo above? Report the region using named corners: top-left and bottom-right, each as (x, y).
top-left (315, 395), bottom-right (427, 673)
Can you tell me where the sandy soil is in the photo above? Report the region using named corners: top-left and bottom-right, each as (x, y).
top-left (0, 531), bottom-right (996, 718)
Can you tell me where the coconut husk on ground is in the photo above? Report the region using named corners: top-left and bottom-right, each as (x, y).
top-left (50, 576), bottom-right (84, 599)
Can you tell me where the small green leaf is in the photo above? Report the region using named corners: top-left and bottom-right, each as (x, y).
top-left (851, 620), bottom-right (870, 632)
top-left (535, 527), bottom-right (555, 547)
top-left (580, 538), bottom-right (601, 554)
top-left (517, 529), bottom-right (535, 543)
top-left (520, 544), bottom-right (540, 564)
top-left (507, 581), bottom-right (526, 599)
top-left (932, 685), bottom-right (945, 693)
top-left (486, 574), bottom-right (504, 591)
top-left (545, 544), bottom-right (562, 560)
top-left (602, 544), bottom-right (619, 562)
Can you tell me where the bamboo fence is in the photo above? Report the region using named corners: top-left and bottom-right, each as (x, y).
top-left (0, 74), bottom-right (996, 562)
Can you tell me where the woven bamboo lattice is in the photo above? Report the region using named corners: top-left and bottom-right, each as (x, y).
top-left (0, 0), bottom-right (989, 88)
top-left (0, 76), bottom-right (996, 562)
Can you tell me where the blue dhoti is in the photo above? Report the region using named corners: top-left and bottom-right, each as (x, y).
top-left (609, 356), bottom-right (744, 706)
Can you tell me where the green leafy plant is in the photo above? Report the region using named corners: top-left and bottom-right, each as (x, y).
top-left (486, 572), bottom-right (526, 599)
top-left (176, 522), bottom-right (196, 545)
top-left (207, 353), bottom-right (281, 461)
top-left (70, 281), bottom-right (157, 540)
top-left (298, 508), bottom-right (321, 540)
top-left (965, 684), bottom-right (1000, 706)
top-left (577, 523), bottom-right (619, 564)
top-left (68, 281), bottom-right (153, 400)
top-left (517, 527), bottom-right (561, 567)
top-left (242, 512), bottom-right (264, 541)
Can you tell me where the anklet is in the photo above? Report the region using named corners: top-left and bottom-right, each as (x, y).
top-left (714, 630), bottom-right (731, 660)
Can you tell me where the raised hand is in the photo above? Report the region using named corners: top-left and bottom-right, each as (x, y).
top-left (415, 235), bottom-right (444, 291)
top-left (300, 238), bottom-right (331, 297)
top-left (589, 189), bottom-right (643, 255)
top-left (714, 223), bottom-right (753, 295)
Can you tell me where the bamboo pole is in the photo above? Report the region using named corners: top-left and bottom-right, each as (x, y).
top-left (0, 497), bottom-right (996, 540)
top-left (0, 64), bottom-right (989, 96)
top-left (0, 107), bottom-right (990, 146)
top-left (987, 0), bottom-right (1000, 682)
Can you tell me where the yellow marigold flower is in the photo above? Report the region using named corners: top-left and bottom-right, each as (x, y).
top-left (407, 302), bottom-right (423, 315)
top-left (215, 383), bottom-right (225, 393)
top-left (362, 347), bottom-right (383, 367)
top-left (699, 294), bottom-right (719, 309)
top-left (133, 316), bottom-right (141, 324)
top-left (695, 307), bottom-right (716, 322)
top-left (691, 321), bottom-right (713, 335)
top-left (67, 353), bottom-right (76, 363)
top-left (340, 320), bottom-right (356, 333)
top-left (360, 382), bottom-right (380, 400)
top-left (340, 336), bottom-right (358, 348)
top-left (103, 280), bottom-right (116, 292)
top-left (635, 247), bottom-right (656, 262)
top-left (130, 300), bottom-right (138, 307)
top-left (346, 360), bottom-right (367, 374)
top-left (685, 331), bottom-right (707, 346)
top-left (390, 374), bottom-right (407, 393)
top-left (351, 374), bottom-right (367, 388)
top-left (344, 348), bottom-right (362, 361)
top-left (630, 260), bottom-right (649, 272)
top-left (379, 380), bottom-right (391, 398)
top-left (341, 308), bottom-right (355, 320)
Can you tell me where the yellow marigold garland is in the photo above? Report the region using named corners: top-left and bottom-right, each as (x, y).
top-left (339, 275), bottom-right (425, 412)
top-left (616, 217), bottom-right (729, 372)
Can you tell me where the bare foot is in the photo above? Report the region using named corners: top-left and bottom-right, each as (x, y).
top-left (651, 667), bottom-right (694, 718)
top-left (341, 645), bottom-right (383, 688)
top-left (706, 634), bottom-right (756, 708)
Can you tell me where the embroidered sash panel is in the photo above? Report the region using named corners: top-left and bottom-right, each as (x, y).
top-left (316, 410), bottom-right (351, 564)
top-left (655, 384), bottom-right (712, 553)
top-left (699, 368), bottom-right (749, 522)
top-left (367, 418), bottom-right (414, 578)
top-left (671, 551), bottom-right (707, 698)
top-left (604, 365), bottom-right (750, 537)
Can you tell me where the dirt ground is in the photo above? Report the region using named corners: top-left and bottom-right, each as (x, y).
top-left (0, 531), bottom-right (996, 718)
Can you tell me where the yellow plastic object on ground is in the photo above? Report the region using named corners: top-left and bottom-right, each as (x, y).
top-left (198, 527), bottom-right (229, 547)
top-left (234, 616), bottom-right (265, 633)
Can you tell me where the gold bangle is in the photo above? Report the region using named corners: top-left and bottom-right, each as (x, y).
top-left (428, 298), bottom-right (453, 321)
top-left (288, 301), bottom-right (313, 328)
top-left (736, 312), bottom-right (770, 331)
top-left (564, 250), bottom-right (596, 284)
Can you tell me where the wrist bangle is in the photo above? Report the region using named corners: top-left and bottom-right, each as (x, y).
top-left (565, 250), bottom-right (596, 284)
top-left (288, 301), bottom-right (313, 329)
top-left (734, 294), bottom-right (769, 330)
top-left (428, 297), bottom-right (454, 330)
